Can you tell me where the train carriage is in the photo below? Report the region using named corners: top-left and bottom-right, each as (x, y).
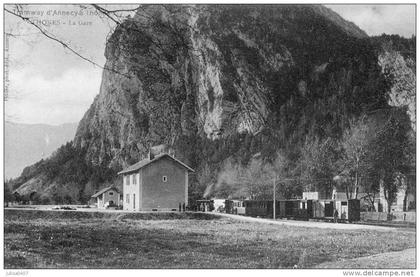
top-left (243, 200), bottom-right (278, 218)
top-left (198, 197), bottom-right (360, 222)
top-left (225, 199), bottom-right (244, 214)
top-left (279, 200), bottom-right (301, 218)
top-left (240, 199), bottom-right (360, 222)
top-left (243, 200), bottom-right (310, 219)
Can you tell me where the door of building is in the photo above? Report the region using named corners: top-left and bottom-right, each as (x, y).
top-left (307, 200), bottom-right (313, 218)
top-left (325, 201), bottom-right (334, 217)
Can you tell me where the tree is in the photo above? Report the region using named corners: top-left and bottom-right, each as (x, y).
top-left (52, 193), bottom-right (63, 205)
top-left (300, 136), bottom-right (338, 197)
top-left (39, 195), bottom-right (51, 205)
top-left (360, 166), bottom-right (381, 211)
top-left (403, 132), bottom-right (416, 211)
top-left (13, 192), bottom-right (22, 203)
top-left (78, 181), bottom-right (97, 204)
top-left (338, 117), bottom-right (373, 199)
top-left (63, 195), bottom-right (73, 204)
top-left (215, 159), bottom-right (251, 199)
top-left (20, 193), bottom-right (30, 204)
top-left (4, 185), bottom-right (15, 206)
top-left (29, 191), bottom-right (40, 204)
top-left (214, 152), bottom-right (286, 200)
top-left (369, 109), bottom-right (412, 215)
top-left (270, 152), bottom-right (301, 199)
top-left (243, 158), bottom-right (274, 200)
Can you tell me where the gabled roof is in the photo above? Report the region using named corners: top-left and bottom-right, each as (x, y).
top-left (91, 186), bottom-right (119, 198)
top-left (118, 153), bottom-right (194, 175)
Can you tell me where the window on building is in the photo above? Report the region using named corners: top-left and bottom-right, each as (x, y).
top-left (133, 174), bottom-right (137, 185)
top-left (162, 175), bottom-right (167, 182)
top-left (126, 194), bottom-right (130, 203)
top-left (133, 194), bottom-right (136, 209)
top-left (125, 176), bottom-right (129, 185)
top-left (109, 191), bottom-right (114, 196)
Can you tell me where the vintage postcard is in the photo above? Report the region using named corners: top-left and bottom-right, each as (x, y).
top-left (3, 3), bottom-right (416, 273)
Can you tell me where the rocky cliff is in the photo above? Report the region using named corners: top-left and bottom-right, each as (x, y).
top-left (74, 4), bottom-right (372, 165)
top-left (9, 5), bottom-right (415, 202)
top-left (374, 35), bottom-right (416, 131)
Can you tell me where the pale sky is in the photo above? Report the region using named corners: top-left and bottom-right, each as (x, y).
top-left (326, 5), bottom-right (415, 38)
top-left (4, 4), bottom-right (416, 126)
top-left (4, 4), bottom-right (134, 125)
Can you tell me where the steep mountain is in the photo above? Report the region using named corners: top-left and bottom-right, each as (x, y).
top-left (74, 4), bottom-right (373, 163)
top-left (8, 5), bottom-right (415, 203)
top-left (5, 122), bottom-right (78, 179)
top-left (372, 35), bottom-right (416, 131)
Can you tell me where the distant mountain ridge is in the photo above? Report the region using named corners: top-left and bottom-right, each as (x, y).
top-left (5, 121), bottom-right (78, 179)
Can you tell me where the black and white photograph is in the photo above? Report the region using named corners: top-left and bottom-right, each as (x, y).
top-left (2, 2), bottom-right (417, 272)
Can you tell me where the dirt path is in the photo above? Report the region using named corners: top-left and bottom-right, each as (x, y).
top-left (216, 212), bottom-right (400, 231)
top-left (315, 248), bottom-right (416, 268)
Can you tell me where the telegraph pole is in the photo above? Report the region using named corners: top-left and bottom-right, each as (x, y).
top-left (273, 176), bottom-right (276, 220)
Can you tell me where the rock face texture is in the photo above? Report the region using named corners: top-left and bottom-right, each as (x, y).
top-left (74, 5), bottom-right (370, 166)
top-left (10, 5), bottom-right (415, 201)
top-left (378, 44), bottom-right (416, 131)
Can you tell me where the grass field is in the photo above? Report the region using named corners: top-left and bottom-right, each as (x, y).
top-left (4, 209), bottom-right (415, 269)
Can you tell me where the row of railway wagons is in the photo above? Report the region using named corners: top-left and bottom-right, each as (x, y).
top-left (224, 199), bottom-right (360, 222)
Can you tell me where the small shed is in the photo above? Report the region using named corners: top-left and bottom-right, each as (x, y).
top-left (91, 186), bottom-right (122, 209)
